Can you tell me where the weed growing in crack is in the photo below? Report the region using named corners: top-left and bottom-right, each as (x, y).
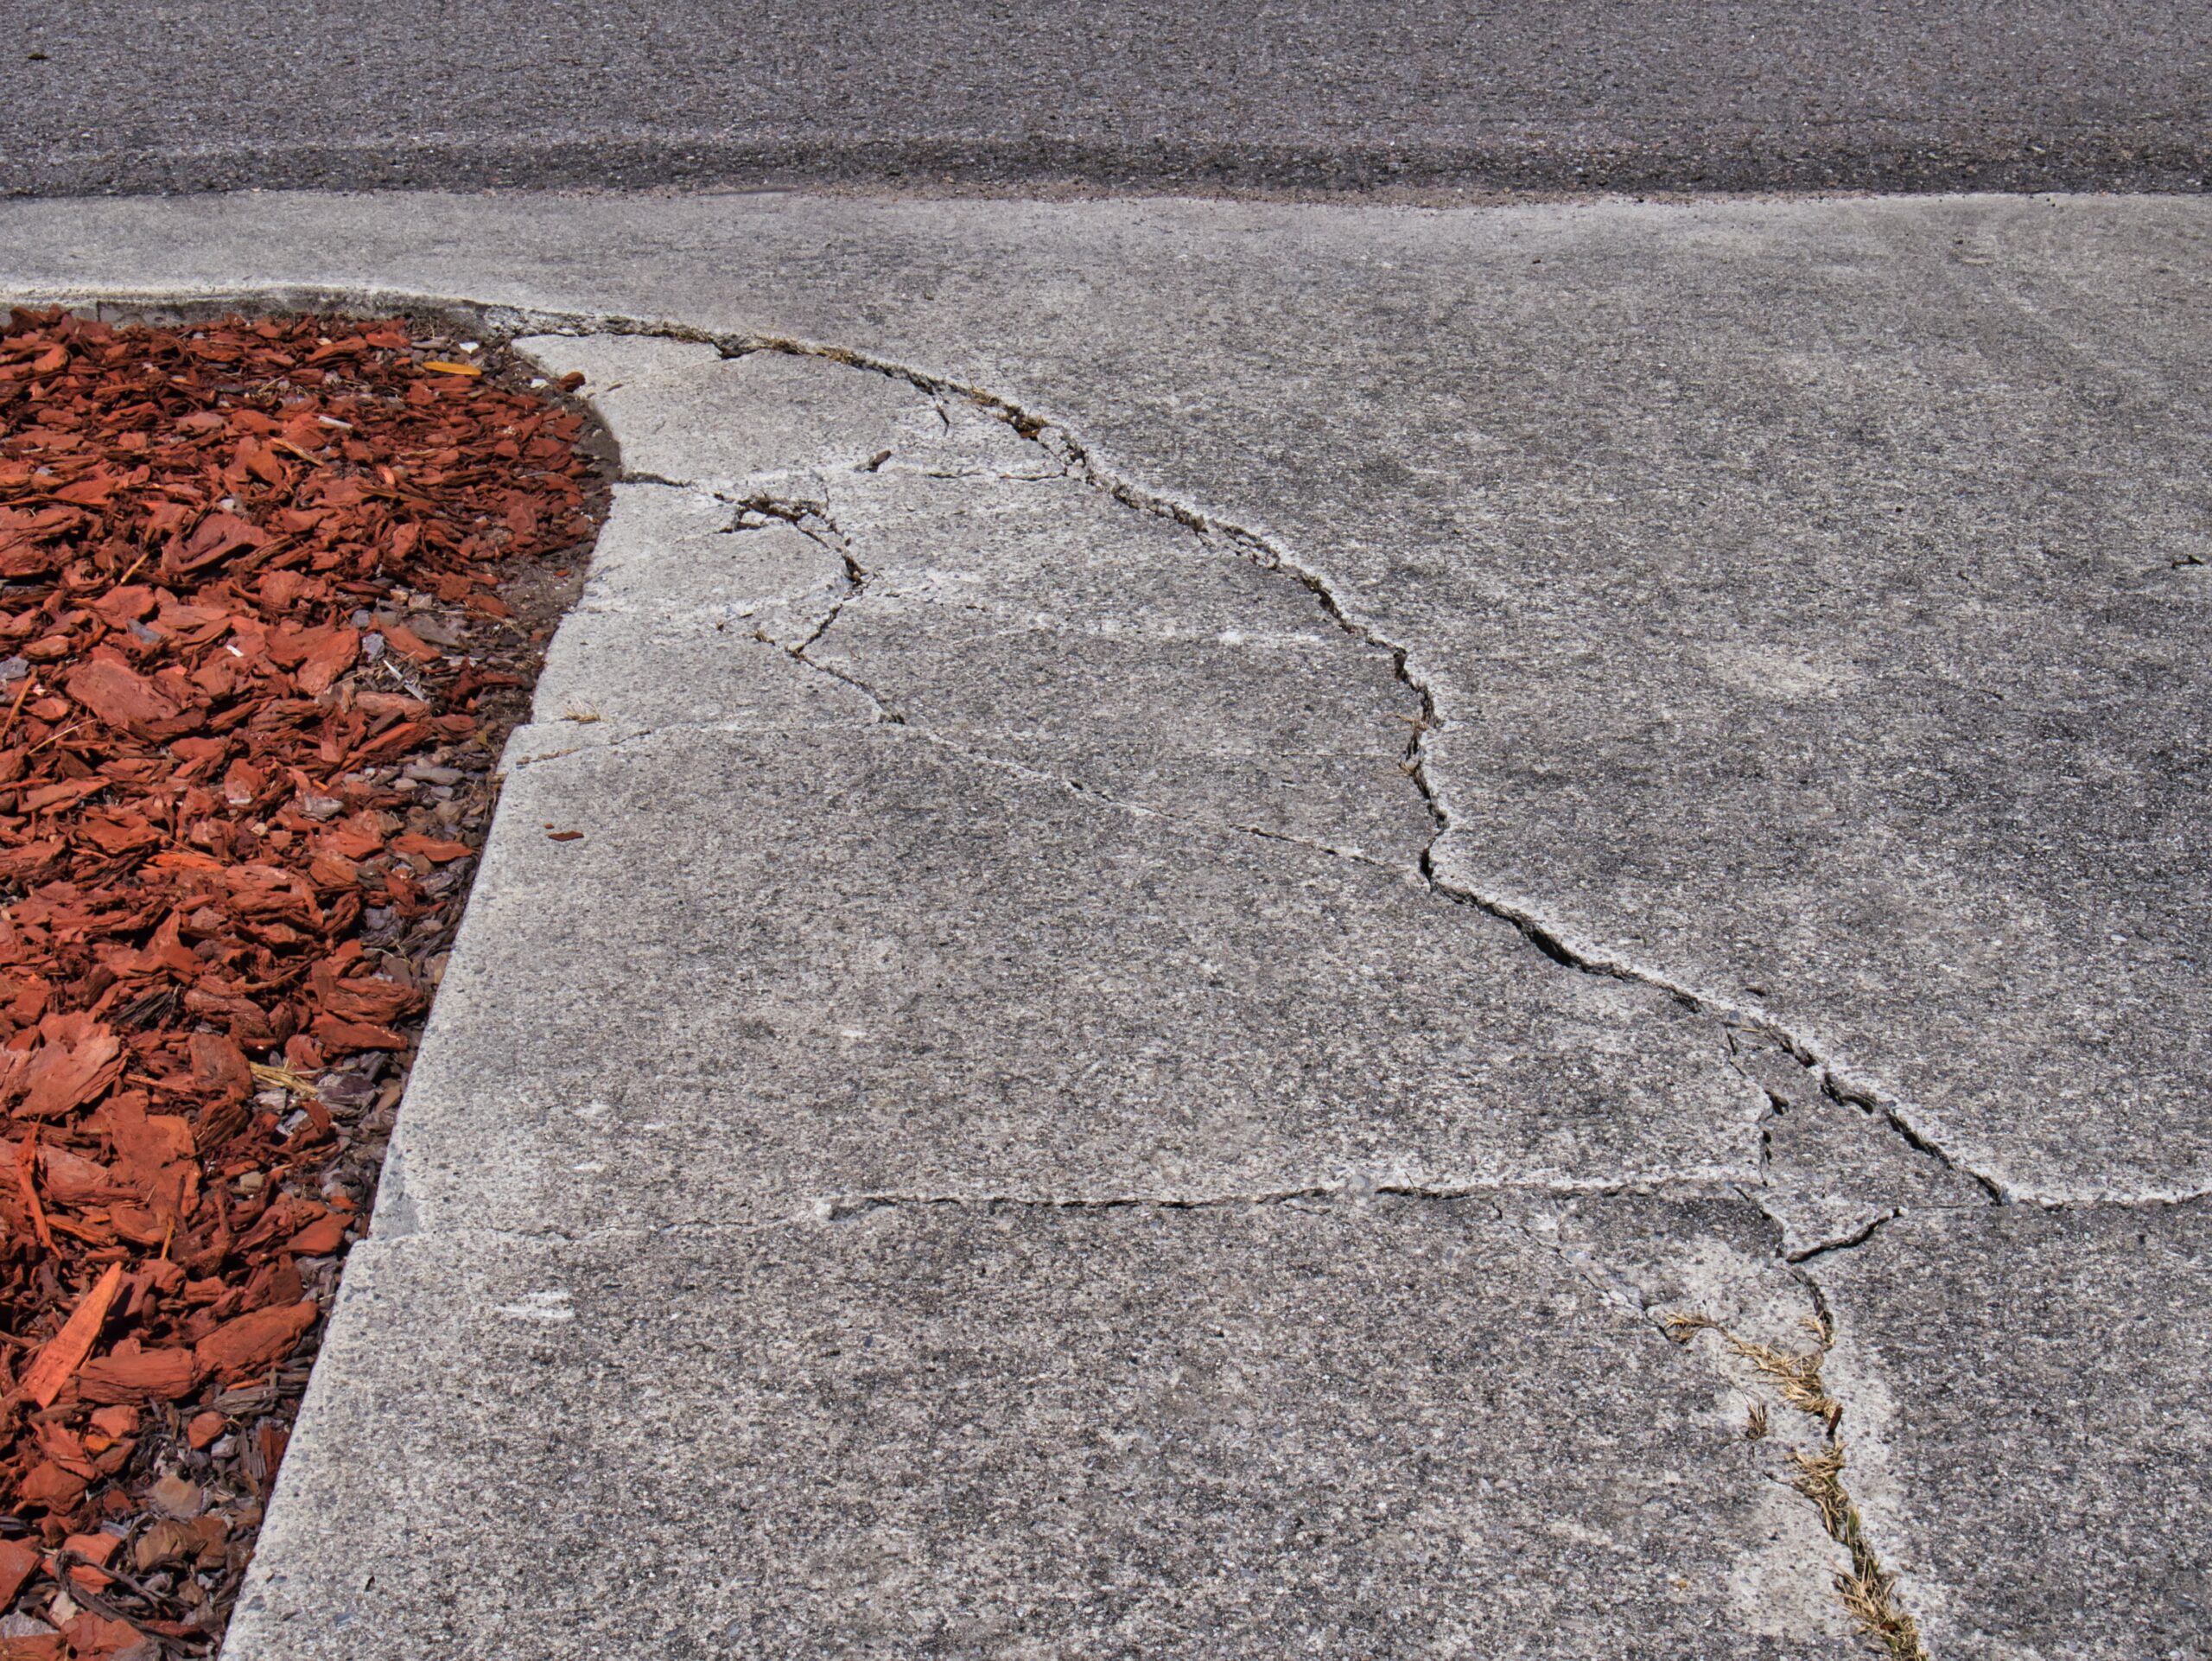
top-left (1662, 1311), bottom-right (1929, 1661)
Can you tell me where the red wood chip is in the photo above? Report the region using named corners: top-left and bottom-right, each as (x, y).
top-left (391, 833), bottom-right (470, 862)
top-left (0, 309), bottom-right (602, 1647)
top-left (0, 1539), bottom-right (37, 1606)
top-left (64, 659), bottom-right (181, 729)
top-left (194, 1300), bottom-right (318, 1381)
top-left (77, 1344), bottom-right (204, 1404)
top-left (281, 1214), bottom-right (347, 1257)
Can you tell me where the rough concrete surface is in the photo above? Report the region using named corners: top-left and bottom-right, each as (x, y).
top-left (3, 191), bottom-right (2207, 1655)
top-left (231, 1201), bottom-right (1859, 1661)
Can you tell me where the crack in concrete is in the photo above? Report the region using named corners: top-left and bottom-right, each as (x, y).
top-left (41, 286), bottom-right (2187, 1206)
top-left (1662, 1308), bottom-right (1931, 1661)
top-left (1784, 1210), bottom-right (1904, 1266)
top-left (576, 466), bottom-right (1423, 873)
top-left (1473, 1180), bottom-right (1934, 1656)
top-left (505, 703), bottom-right (1472, 877)
top-left (721, 493), bottom-right (912, 721)
top-left (503, 307), bottom-right (2212, 1219)
top-left (812, 1175), bottom-right (1747, 1220)
top-left (600, 327), bottom-right (2018, 1213)
top-left (1719, 1030), bottom-right (1993, 1268)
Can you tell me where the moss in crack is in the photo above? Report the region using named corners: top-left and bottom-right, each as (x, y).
top-left (1663, 1310), bottom-right (1929, 1661)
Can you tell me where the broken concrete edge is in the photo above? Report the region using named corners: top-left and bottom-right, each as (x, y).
top-left (4, 281), bottom-right (2161, 1653)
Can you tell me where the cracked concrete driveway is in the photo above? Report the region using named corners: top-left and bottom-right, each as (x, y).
top-left (3, 191), bottom-right (2208, 1658)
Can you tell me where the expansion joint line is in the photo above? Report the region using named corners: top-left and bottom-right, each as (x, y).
top-left (1661, 1310), bottom-right (1929, 1661)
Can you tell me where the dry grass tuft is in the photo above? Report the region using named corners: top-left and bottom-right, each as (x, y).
top-left (1662, 1309), bottom-right (1929, 1661)
top-left (1667, 1311), bottom-right (1842, 1429)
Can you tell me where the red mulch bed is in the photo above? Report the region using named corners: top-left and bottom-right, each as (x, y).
top-left (0, 308), bottom-right (601, 1659)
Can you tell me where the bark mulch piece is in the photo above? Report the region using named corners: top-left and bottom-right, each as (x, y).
top-left (0, 307), bottom-right (603, 1658)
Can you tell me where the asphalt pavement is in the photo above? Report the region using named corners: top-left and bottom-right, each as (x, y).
top-left (3, 0), bottom-right (2208, 196)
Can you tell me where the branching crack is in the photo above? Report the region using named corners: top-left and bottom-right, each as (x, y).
top-left (722, 491), bottom-right (911, 724)
top-left (499, 302), bottom-right (2018, 1209)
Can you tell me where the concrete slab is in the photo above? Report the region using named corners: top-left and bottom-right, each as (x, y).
top-left (226, 1198), bottom-right (1862, 1661)
top-left (383, 724), bottom-right (1757, 1238)
top-left (1818, 1201), bottom-right (2212, 1658)
top-left (9, 193), bottom-right (2209, 1655)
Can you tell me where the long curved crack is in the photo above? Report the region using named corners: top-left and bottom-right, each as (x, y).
top-left (601, 316), bottom-right (2018, 1213)
top-left (512, 322), bottom-right (1949, 1651)
top-left (499, 304), bottom-right (2023, 1214)
top-left (52, 287), bottom-right (1972, 1651)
